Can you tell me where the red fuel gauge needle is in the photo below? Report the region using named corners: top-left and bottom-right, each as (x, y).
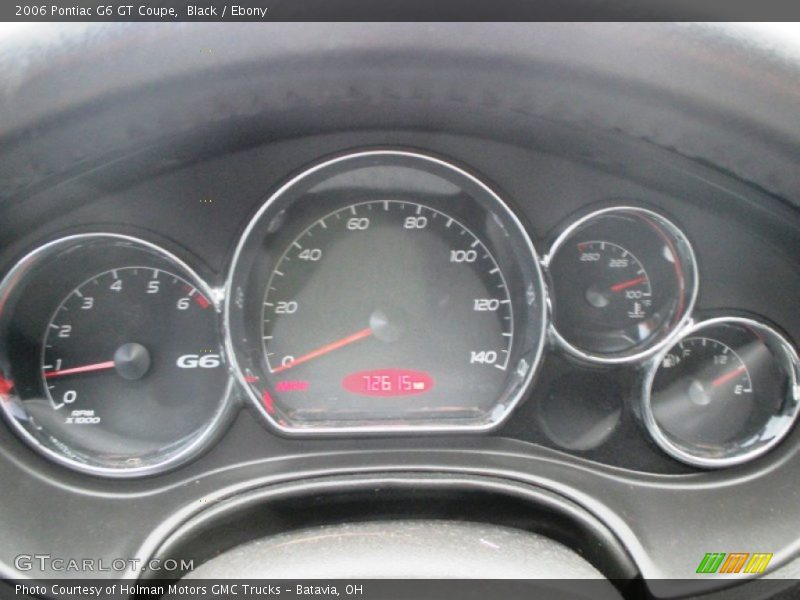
top-left (711, 364), bottom-right (747, 388)
top-left (44, 361), bottom-right (115, 379)
top-left (272, 327), bottom-right (373, 374)
top-left (610, 276), bottom-right (647, 293)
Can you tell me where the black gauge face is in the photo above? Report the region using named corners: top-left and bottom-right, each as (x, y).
top-left (261, 200), bottom-right (512, 421)
top-left (547, 208), bottom-right (697, 362)
top-left (227, 151), bottom-right (547, 433)
top-left (568, 241), bottom-right (653, 324)
top-left (645, 319), bottom-right (800, 466)
top-left (0, 238), bottom-right (231, 475)
top-left (41, 267), bottom-right (223, 456)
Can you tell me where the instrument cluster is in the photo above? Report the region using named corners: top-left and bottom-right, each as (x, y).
top-left (0, 150), bottom-right (797, 477)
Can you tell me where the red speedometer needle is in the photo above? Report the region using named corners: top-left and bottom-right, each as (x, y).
top-left (711, 365), bottom-right (747, 388)
top-left (272, 327), bottom-right (373, 374)
top-left (44, 361), bottom-right (115, 379)
top-left (610, 276), bottom-right (647, 293)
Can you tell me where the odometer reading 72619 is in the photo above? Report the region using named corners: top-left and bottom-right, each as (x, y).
top-left (261, 200), bottom-right (513, 422)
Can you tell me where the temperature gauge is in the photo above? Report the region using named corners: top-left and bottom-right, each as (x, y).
top-left (546, 206), bottom-right (698, 363)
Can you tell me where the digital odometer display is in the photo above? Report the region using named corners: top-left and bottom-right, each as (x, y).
top-left (226, 151), bottom-right (547, 433)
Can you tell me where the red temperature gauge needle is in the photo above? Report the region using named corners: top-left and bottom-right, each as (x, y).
top-left (272, 327), bottom-right (373, 374)
top-left (711, 364), bottom-right (747, 388)
top-left (610, 276), bottom-right (647, 293)
top-left (44, 361), bottom-right (115, 379)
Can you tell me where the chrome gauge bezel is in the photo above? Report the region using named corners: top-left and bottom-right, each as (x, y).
top-left (0, 234), bottom-right (235, 478)
top-left (542, 205), bottom-right (699, 365)
top-left (223, 149), bottom-right (549, 435)
top-left (641, 316), bottom-right (800, 468)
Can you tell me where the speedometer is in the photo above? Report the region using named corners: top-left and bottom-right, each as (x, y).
top-left (261, 200), bottom-right (514, 417)
top-left (226, 150), bottom-right (547, 433)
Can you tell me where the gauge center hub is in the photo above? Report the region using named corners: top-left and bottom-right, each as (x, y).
top-left (113, 342), bottom-right (151, 380)
top-left (369, 307), bottom-right (407, 343)
top-left (688, 379), bottom-right (711, 406)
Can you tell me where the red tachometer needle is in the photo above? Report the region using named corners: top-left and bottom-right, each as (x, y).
top-left (610, 276), bottom-right (647, 293)
top-left (272, 327), bottom-right (373, 374)
top-left (711, 365), bottom-right (747, 388)
top-left (44, 361), bottom-right (115, 379)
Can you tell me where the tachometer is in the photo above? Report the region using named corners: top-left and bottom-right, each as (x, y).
top-left (226, 150), bottom-right (547, 433)
top-left (42, 267), bottom-right (218, 417)
top-left (0, 235), bottom-right (232, 476)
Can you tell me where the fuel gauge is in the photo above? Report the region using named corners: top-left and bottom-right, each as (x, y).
top-left (643, 317), bottom-right (800, 467)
